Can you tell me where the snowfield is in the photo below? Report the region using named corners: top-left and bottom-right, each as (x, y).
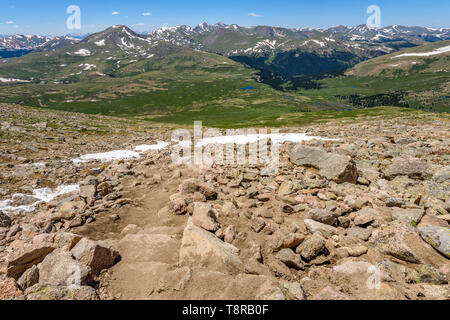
top-left (73, 49), bottom-right (92, 56)
top-left (73, 142), bottom-right (170, 163)
top-left (0, 77), bottom-right (30, 83)
top-left (195, 133), bottom-right (337, 147)
top-left (94, 39), bottom-right (105, 46)
top-left (0, 184), bottom-right (80, 213)
top-left (394, 44), bottom-right (450, 58)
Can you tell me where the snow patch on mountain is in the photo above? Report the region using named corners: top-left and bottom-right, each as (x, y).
top-left (394, 44), bottom-right (450, 58)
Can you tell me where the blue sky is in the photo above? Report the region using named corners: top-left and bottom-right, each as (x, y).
top-left (1, 0), bottom-right (449, 35)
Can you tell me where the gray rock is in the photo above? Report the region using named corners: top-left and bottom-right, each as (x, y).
top-left (370, 222), bottom-right (423, 263)
top-left (304, 219), bottom-right (338, 238)
top-left (391, 208), bottom-right (424, 225)
top-left (432, 166), bottom-right (450, 183)
top-left (71, 238), bottom-right (120, 276)
top-left (0, 211), bottom-right (12, 228)
top-left (418, 225), bottom-right (450, 259)
top-left (192, 202), bottom-right (220, 232)
top-left (277, 249), bottom-right (303, 270)
top-left (307, 209), bottom-right (338, 226)
top-left (384, 158), bottom-right (433, 180)
top-left (289, 145), bottom-right (358, 184)
top-left (38, 249), bottom-right (93, 286)
top-left (346, 227), bottom-right (373, 241)
top-left (417, 264), bottom-right (447, 284)
top-left (385, 197), bottom-right (405, 208)
top-left (333, 261), bottom-right (376, 280)
top-left (296, 234), bottom-right (326, 261)
top-left (282, 282), bottom-right (305, 300)
top-left (354, 207), bottom-right (376, 226)
top-left (179, 218), bottom-right (243, 273)
top-left (17, 265), bottom-right (39, 290)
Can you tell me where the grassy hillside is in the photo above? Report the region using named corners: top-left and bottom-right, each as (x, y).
top-left (0, 28), bottom-right (448, 128)
top-left (347, 40), bottom-right (450, 77)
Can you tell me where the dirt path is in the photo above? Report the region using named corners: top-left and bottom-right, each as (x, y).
top-left (73, 162), bottom-right (198, 299)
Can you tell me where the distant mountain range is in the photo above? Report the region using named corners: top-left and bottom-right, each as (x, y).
top-left (1, 23), bottom-right (449, 87)
top-left (0, 34), bottom-right (80, 51)
top-left (0, 22), bottom-right (448, 117)
top-left (1, 23), bottom-right (449, 52)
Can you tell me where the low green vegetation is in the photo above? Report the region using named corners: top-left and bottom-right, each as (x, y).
top-left (0, 35), bottom-right (448, 128)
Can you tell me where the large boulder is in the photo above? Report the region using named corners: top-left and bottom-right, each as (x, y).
top-left (346, 227), bottom-right (373, 241)
top-left (192, 202), bottom-right (220, 232)
top-left (38, 249), bottom-right (93, 286)
top-left (306, 209), bottom-right (338, 226)
top-left (383, 158), bottom-right (433, 180)
top-left (17, 265), bottom-right (39, 290)
top-left (296, 234), bottom-right (326, 261)
top-left (391, 208), bottom-right (424, 225)
top-left (370, 222), bottom-right (423, 263)
top-left (354, 207), bottom-right (376, 227)
top-left (418, 225), bottom-right (450, 259)
top-left (179, 218), bottom-right (243, 274)
top-left (304, 219), bottom-right (338, 238)
top-left (289, 145), bottom-right (358, 184)
top-left (71, 238), bottom-right (120, 276)
top-left (277, 248), bottom-right (304, 270)
top-left (6, 244), bottom-right (56, 280)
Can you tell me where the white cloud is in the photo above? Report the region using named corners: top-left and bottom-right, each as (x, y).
top-left (142, 12), bottom-right (152, 16)
top-left (112, 12), bottom-right (120, 15)
top-left (6, 21), bottom-right (14, 24)
top-left (248, 13), bottom-right (263, 17)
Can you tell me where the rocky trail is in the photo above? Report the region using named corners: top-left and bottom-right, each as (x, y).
top-left (0, 104), bottom-right (449, 300)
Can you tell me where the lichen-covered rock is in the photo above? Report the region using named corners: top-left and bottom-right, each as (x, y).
top-left (391, 208), bottom-right (424, 225)
top-left (25, 284), bottom-right (99, 300)
top-left (370, 222), bottom-right (423, 263)
top-left (296, 234), bottom-right (326, 261)
top-left (384, 157), bottom-right (433, 180)
top-left (418, 225), bottom-right (450, 259)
